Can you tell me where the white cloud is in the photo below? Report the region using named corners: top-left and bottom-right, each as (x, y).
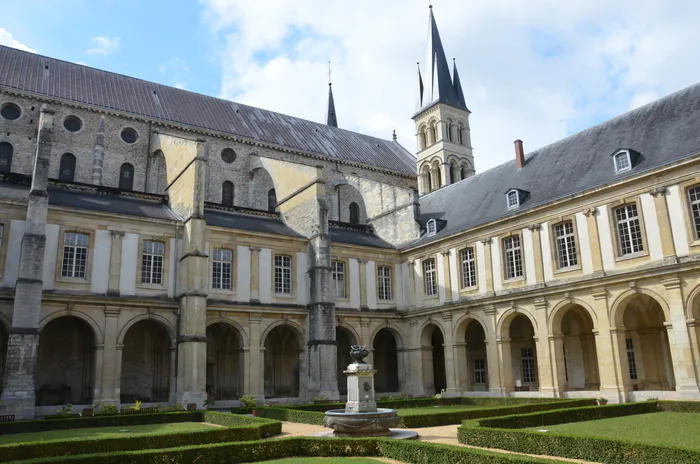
top-left (174, 82), bottom-right (188, 90)
top-left (200, 0), bottom-right (700, 173)
top-left (85, 36), bottom-right (120, 56)
top-left (159, 57), bottom-right (190, 74)
top-left (0, 28), bottom-right (36, 53)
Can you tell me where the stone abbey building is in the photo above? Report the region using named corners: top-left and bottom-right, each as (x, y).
top-left (1, 7), bottom-right (700, 419)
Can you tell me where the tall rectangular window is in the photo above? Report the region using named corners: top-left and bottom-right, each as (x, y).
top-left (377, 265), bottom-right (392, 301)
top-left (460, 247), bottom-right (477, 288)
top-left (61, 232), bottom-right (89, 278)
top-left (274, 255), bottom-right (292, 294)
top-left (615, 204), bottom-right (644, 255)
top-left (212, 249), bottom-right (233, 290)
top-left (688, 186), bottom-right (700, 239)
top-left (626, 338), bottom-right (638, 380)
top-left (503, 236), bottom-right (523, 279)
top-left (554, 221), bottom-right (578, 268)
top-left (141, 241), bottom-right (165, 285)
top-left (332, 261), bottom-right (346, 298)
top-left (423, 258), bottom-right (437, 296)
top-left (474, 359), bottom-right (486, 384)
top-left (521, 347), bottom-right (535, 384)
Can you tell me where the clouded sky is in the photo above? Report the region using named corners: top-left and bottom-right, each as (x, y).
top-left (2, 0), bottom-right (699, 173)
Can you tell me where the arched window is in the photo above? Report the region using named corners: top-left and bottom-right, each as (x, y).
top-left (59, 153), bottom-right (76, 182)
top-left (222, 181), bottom-right (234, 206)
top-left (449, 163), bottom-right (457, 184)
top-left (446, 122), bottom-right (453, 142)
top-left (458, 124), bottom-right (464, 145)
top-left (0, 142), bottom-right (12, 173)
top-left (119, 163), bottom-right (134, 191)
top-left (427, 170), bottom-right (433, 192)
top-left (420, 128), bottom-right (427, 150)
top-left (430, 123), bottom-right (437, 144)
top-left (349, 202), bottom-right (360, 225)
top-left (267, 188), bottom-right (277, 212)
top-left (461, 164), bottom-right (469, 180)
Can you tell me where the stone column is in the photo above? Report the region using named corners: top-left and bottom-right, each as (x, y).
top-left (497, 338), bottom-right (513, 394)
top-left (454, 341), bottom-right (468, 392)
top-left (107, 231), bottom-right (123, 296)
top-left (550, 334), bottom-right (567, 395)
top-left (662, 277), bottom-right (699, 395)
top-left (441, 250), bottom-right (453, 303)
top-left (406, 261), bottom-right (417, 309)
top-left (358, 260), bottom-right (369, 310)
top-left (96, 307), bottom-right (121, 406)
top-left (528, 224), bottom-right (545, 283)
top-left (583, 208), bottom-right (604, 273)
top-left (360, 318), bottom-right (371, 351)
top-left (533, 298), bottom-right (556, 397)
top-left (591, 287), bottom-right (624, 402)
top-left (0, 106), bottom-right (54, 419)
top-left (483, 306), bottom-right (503, 394)
top-left (91, 115), bottom-right (106, 185)
top-left (481, 239), bottom-right (494, 293)
top-left (247, 314), bottom-right (264, 400)
top-left (650, 187), bottom-right (677, 259)
top-left (441, 313), bottom-right (458, 396)
top-left (249, 247), bottom-right (261, 303)
top-left (406, 319), bottom-right (422, 396)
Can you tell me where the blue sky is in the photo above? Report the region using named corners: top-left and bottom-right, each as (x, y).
top-left (2, 0), bottom-right (700, 172)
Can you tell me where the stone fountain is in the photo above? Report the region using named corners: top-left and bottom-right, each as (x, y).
top-left (313, 345), bottom-right (417, 439)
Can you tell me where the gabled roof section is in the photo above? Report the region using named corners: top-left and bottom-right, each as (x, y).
top-left (405, 81), bottom-right (700, 248)
top-left (417, 6), bottom-right (468, 113)
top-left (0, 45), bottom-right (416, 175)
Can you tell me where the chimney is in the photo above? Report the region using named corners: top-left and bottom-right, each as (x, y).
top-left (514, 139), bottom-right (525, 169)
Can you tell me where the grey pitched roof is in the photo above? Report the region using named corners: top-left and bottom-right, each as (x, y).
top-left (330, 227), bottom-right (395, 249)
top-left (0, 45), bottom-right (416, 175)
top-left (204, 209), bottom-right (304, 238)
top-left (418, 6), bottom-right (468, 113)
top-left (406, 81), bottom-right (700, 249)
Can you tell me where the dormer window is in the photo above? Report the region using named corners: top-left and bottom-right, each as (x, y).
top-left (614, 150), bottom-right (632, 174)
top-left (506, 190), bottom-right (519, 209)
top-left (427, 219), bottom-right (437, 237)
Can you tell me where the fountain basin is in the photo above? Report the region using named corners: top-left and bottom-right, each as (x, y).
top-left (323, 408), bottom-right (401, 437)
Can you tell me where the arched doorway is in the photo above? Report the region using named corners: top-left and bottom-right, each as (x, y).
top-left (455, 319), bottom-right (488, 392)
top-left (421, 324), bottom-right (447, 394)
top-left (505, 314), bottom-right (538, 391)
top-left (206, 323), bottom-right (244, 401)
top-left (373, 329), bottom-right (399, 393)
top-left (264, 325), bottom-right (301, 398)
top-left (36, 316), bottom-right (95, 406)
top-left (617, 295), bottom-right (674, 391)
top-left (120, 320), bottom-right (172, 403)
top-left (336, 327), bottom-right (356, 396)
top-left (553, 305), bottom-right (600, 391)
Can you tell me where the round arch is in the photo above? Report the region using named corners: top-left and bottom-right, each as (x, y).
top-left (207, 317), bottom-right (249, 348)
top-left (419, 320), bottom-right (446, 346)
top-left (117, 314), bottom-right (176, 347)
top-left (497, 308), bottom-right (538, 339)
top-left (610, 288), bottom-right (671, 329)
top-left (419, 322), bottom-right (447, 394)
top-left (260, 321), bottom-right (305, 349)
top-left (336, 323), bottom-right (360, 345)
top-left (685, 283), bottom-right (700, 319)
top-left (548, 299), bottom-right (598, 335)
top-left (39, 310), bottom-right (104, 345)
top-left (453, 314), bottom-right (488, 340)
top-left (369, 324), bottom-right (405, 349)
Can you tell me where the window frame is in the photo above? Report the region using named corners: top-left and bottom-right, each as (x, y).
top-left (60, 232), bottom-right (90, 279)
top-left (426, 219), bottom-right (437, 237)
top-left (273, 253), bottom-right (294, 296)
top-left (268, 188), bottom-right (277, 213)
top-left (222, 181), bottom-right (234, 207)
top-left (331, 259), bottom-right (348, 299)
top-left (54, 228), bottom-right (95, 287)
top-left (459, 246), bottom-right (478, 289)
top-left (211, 248), bottom-right (234, 291)
top-left (521, 347), bottom-right (536, 385)
top-left (0, 141), bottom-right (13, 173)
top-left (349, 202), bottom-right (360, 225)
top-left (473, 358), bottom-right (486, 385)
top-left (625, 338), bottom-right (638, 381)
top-left (552, 220), bottom-right (579, 270)
top-left (377, 264), bottom-right (393, 301)
top-left (506, 190), bottom-right (519, 210)
top-left (613, 150), bottom-right (632, 174)
top-left (58, 153), bottom-right (77, 182)
top-left (422, 257), bottom-right (438, 298)
top-left (119, 163), bottom-right (135, 191)
top-left (613, 202), bottom-right (646, 258)
top-left (502, 234), bottom-right (524, 280)
top-left (136, 238), bottom-right (169, 289)
top-left (687, 184), bottom-right (700, 241)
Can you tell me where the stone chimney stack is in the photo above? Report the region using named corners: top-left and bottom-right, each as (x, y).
top-left (514, 139), bottom-right (525, 169)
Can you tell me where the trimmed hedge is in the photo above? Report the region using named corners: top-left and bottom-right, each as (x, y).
top-left (0, 412), bottom-right (281, 463)
top-left (10, 436), bottom-right (563, 464)
top-left (0, 411), bottom-right (200, 435)
top-left (256, 398), bottom-right (595, 428)
top-left (475, 401), bottom-right (657, 429)
top-left (458, 400), bottom-right (700, 464)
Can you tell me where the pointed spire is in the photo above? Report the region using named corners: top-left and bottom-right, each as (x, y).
top-left (416, 62), bottom-right (424, 111)
top-left (452, 58), bottom-right (468, 110)
top-left (419, 5), bottom-right (467, 112)
top-left (326, 61), bottom-right (338, 127)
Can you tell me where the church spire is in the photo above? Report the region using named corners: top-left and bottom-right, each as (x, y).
top-left (452, 58), bottom-right (468, 110)
top-left (420, 5), bottom-right (467, 111)
top-left (326, 61), bottom-right (338, 128)
top-left (416, 62), bottom-right (424, 111)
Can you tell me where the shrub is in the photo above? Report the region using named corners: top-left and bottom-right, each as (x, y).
top-left (240, 395), bottom-right (257, 409)
top-left (259, 407), bottom-right (326, 425)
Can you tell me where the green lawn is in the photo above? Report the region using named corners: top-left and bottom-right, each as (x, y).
top-left (532, 412), bottom-right (700, 450)
top-left (257, 459), bottom-right (388, 464)
top-left (0, 422), bottom-right (216, 445)
top-left (397, 405), bottom-right (481, 416)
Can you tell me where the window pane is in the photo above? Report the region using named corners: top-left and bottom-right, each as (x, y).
top-left (689, 187), bottom-right (700, 239)
top-left (378, 265), bottom-right (392, 301)
top-left (460, 247), bottom-right (477, 288)
top-left (615, 204), bottom-right (644, 255)
top-left (554, 221), bottom-right (578, 268)
top-left (503, 236), bottom-right (523, 279)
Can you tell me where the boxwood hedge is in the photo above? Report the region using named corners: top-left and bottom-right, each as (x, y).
top-left (10, 436), bottom-right (564, 464)
top-left (0, 412), bottom-right (281, 463)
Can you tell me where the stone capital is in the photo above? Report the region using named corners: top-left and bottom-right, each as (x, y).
top-left (583, 207), bottom-right (598, 217)
top-left (483, 305), bottom-right (496, 316)
top-left (533, 298), bottom-right (547, 310)
top-left (661, 276), bottom-right (682, 290)
top-left (104, 306), bottom-right (121, 318)
top-left (528, 223), bottom-right (541, 232)
top-left (249, 247), bottom-right (262, 252)
top-left (441, 250), bottom-right (451, 257)
top-left (649, 186), bottom-right (668, 197)
top-left (110, 230), bottom-right (125, 238)
top-left (359, 317), bottom-right (371, 328)
top-left (481, 237), bottom-right (492, 245)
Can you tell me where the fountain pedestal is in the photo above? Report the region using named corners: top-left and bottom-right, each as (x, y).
top-left (313, 346), bottom-right (417, 440)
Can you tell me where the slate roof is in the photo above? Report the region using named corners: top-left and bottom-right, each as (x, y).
top-left (406, 81), bottom-right (700, 248)
top-left (0, 45), bottom-right (416, 175)
top-left (204, 209), bottom-right (304, 238)
top-left (329, 227), bottom-right (395, 249)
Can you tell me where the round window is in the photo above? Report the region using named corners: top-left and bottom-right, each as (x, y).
top-left (0, 103), bottom-right (21, 121)
top-left (63, 115), bottom-right (82, 132)
top-left (121, 127), bottom-right (138, 144)
top-left (221, 148), bottom-right (236, 163)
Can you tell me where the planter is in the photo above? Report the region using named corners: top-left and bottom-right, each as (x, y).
top-left (82, 408), bottom-right (94, 417)
top-left (251, 410), bottom-right (260, 417)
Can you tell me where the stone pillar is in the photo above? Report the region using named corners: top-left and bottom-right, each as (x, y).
top-left (533, 298), bottom-right (556, 397)
top-left (0, 106), bottom-right (54, 419)
top-left (650, 187), bottom-right (677, 259)
top-left (497, 338), bottom-right (514, 394)
top-left (360, 318), bottom-right (371, 351)
top-left (662, 277), bottom-right (700, 395)
top-left (406, 261), bottom-right (417, 309)
top-left (406, 319), bottom-right (422, 396)
top-left (107, 231), bottom-right (123, 296)
top-left (442, 312), bottom-right (458, 396)
top-left (358, 260), bottom-right (369, 310)
top-left (95, 307), bottom-right (121, 406)
top-left (528, 224), bottom-right (545, 283)
top-left (454, 341), bottom-right (468, 392)
top-left (441, 250), bottom-right (453, 303)
top-left (483, 306), bottom-right (503, 394)
top-left (91, 115), bottom-right (106, 185)
top-left (247, 314), bottom-right (264, 400)
top-left (583, 208), bottom-right (604, 273)
top-left (591, 287), bottom-right (625, 402)
top-left (249, 247), bottom-right (261, 303)
top-left (481, 239), bottom-right (494, 293)
top-left (550, 334), bottom-right (567, 395)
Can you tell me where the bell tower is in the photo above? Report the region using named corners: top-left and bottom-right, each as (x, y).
top-left (414, 5), bottom-right (474, 195)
